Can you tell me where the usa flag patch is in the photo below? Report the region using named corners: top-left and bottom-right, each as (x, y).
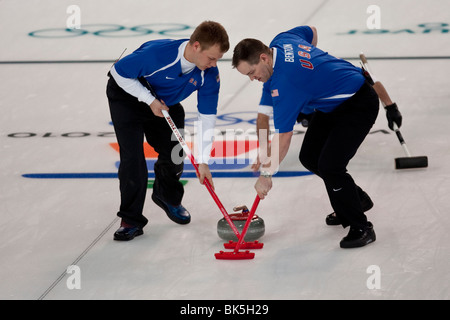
top-left (271, 89), bottom-right (279, 97)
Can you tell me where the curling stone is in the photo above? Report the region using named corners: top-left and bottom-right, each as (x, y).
top-left (217, 205), bottom-right (265, 241)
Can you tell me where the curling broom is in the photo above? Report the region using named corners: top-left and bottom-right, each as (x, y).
top-left (161, 110), bottom-right (263, 259)
top-left (360, 53), bottom-right (428, 169)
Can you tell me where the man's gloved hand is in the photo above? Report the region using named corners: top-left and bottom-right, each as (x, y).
top-left (296, 112), bottom-right (313, 128)
top-left (385, 102), bottom-right (402, 130)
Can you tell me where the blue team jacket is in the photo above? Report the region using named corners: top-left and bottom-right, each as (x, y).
top-left (260, 26), bottom-right (365, 133)
top-left (114, 39), bottom-right (220, 114)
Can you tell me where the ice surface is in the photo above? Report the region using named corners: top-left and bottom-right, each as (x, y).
top-left (0, 0), bottom-right (449, 301)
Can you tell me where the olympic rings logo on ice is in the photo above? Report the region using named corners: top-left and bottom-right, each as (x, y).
top-left (28, 23), bottom-right (193, 38)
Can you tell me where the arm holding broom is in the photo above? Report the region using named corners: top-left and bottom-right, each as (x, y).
top-left (360, 53), bottom-right (403, 131)
top-left (360, 53), bottom-right (428, 169)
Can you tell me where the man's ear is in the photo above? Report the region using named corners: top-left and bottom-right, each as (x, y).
top-left (260, 53), bottom-right (270, 64)
top-left (193, 41), bottom-right (202, 52)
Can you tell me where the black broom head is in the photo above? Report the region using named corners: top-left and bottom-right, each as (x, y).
top-left (395, 156), bottom-right (428, 169)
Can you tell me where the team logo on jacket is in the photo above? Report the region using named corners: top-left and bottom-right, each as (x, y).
top-left (189, 78), bottom-right (198, 86)
top-left (298, 44), bottom-right (311, 52)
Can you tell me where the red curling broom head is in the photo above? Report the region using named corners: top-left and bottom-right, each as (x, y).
top-left (214, 250), bottom-right (255, 260)
top-left (223, 240), bottom-right (264, 250)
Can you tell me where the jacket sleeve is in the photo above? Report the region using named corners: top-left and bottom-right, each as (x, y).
top-left (110, 65), bottom-right (156, 105)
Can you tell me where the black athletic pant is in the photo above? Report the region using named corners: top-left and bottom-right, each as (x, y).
top-left (106, 76), bottom-right (185, 228)
top-left (299, 81), bottom-right (379, 229)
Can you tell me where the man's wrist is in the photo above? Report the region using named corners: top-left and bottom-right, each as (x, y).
top-left (260, 170), bottom-right (272, 178)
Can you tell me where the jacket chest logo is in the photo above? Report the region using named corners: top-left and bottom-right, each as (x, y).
top-left (189, 77), bottom-right (198, 87)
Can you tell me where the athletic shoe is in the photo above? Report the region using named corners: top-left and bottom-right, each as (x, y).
top-left (325, 191), bottom-right (374, 225)
top-left (152, 193), bottom-right (191, 224)
top-left (340, 222), bottom-right (376, 248)
top-left (113, 225), bottom-right (143, 241)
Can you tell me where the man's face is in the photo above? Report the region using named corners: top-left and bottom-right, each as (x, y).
top-left (193, 42), bottom-right (224, 70)
top-left (236, 54), bottom-right (273, 83)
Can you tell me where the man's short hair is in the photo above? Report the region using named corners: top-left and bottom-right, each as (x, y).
top-left (232, 38), bottom-right (270, 68)
top-left (190, 21), bottom-right (230, 53)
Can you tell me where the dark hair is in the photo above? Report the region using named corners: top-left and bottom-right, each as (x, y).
top-left (232, 38), bottom-right (270, 68)
top-left (189, 21), bottom-right (230, 53)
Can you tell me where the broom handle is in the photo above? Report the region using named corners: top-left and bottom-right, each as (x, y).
top-left (393, 124), bottom-right (412, 157)
top-left (233, 195), bottom-right (261, 253)
top-left (161, 110), bottom-right (242, 238)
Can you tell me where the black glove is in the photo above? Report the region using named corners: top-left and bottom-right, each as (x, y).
top-left (296, 112), bottom-right (313, 128)
top-left (385, 103), bottom-right (402, 130)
